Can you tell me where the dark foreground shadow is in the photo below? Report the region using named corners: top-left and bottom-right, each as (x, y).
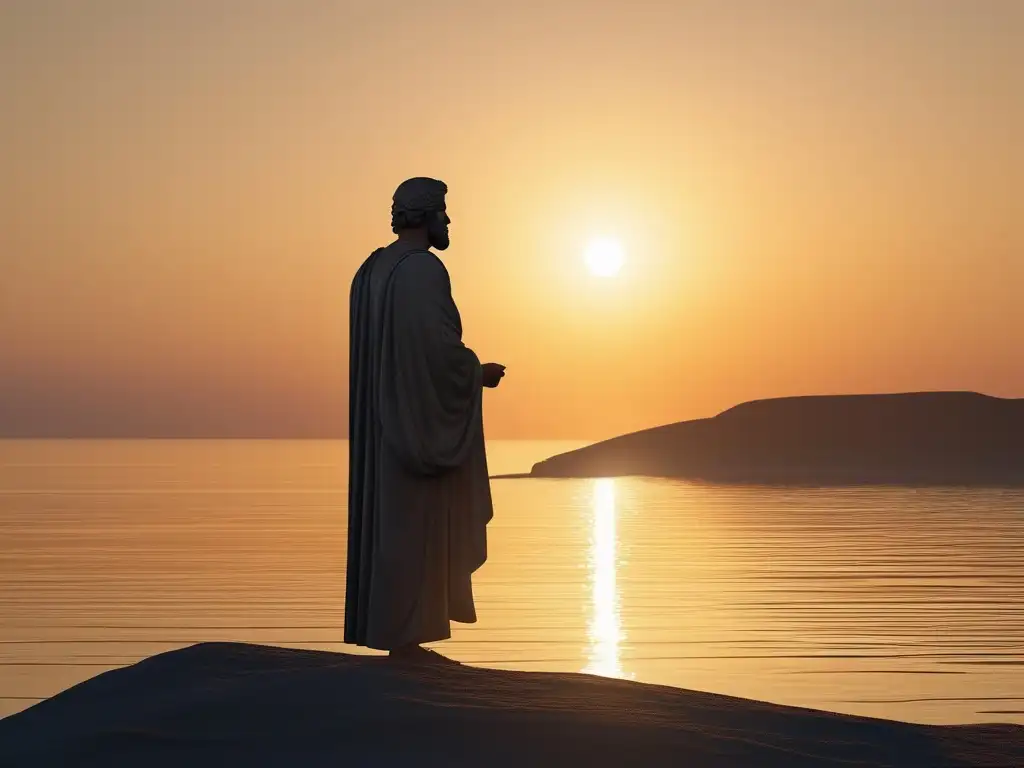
top-left (2, 642), bottom-right (1022, 767)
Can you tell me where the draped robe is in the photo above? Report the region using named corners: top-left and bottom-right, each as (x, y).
top-left (345, 242), bottom-right (493, 650)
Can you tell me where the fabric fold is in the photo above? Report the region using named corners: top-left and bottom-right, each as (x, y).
top-left (345, 243), bottom-right (493, 650)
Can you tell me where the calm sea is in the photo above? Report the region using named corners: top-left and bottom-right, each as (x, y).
top-left (1, 439), bottom-right (1023, 725)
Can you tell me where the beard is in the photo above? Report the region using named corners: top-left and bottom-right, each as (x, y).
top-left (427, 219), bottom-right (450, 251)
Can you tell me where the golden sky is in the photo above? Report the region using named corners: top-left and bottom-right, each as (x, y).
top-left (1, 0), bottom-right (1022, 438)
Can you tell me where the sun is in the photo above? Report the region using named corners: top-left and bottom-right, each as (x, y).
top-left (584, 237), bottom-right (625, 277)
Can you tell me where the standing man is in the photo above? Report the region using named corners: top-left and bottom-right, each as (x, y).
top-left (345, 177), bottom-right (505, 663)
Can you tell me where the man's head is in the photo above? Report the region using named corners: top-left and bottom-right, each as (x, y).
top-left (391, 177), bottom-right (450, 251)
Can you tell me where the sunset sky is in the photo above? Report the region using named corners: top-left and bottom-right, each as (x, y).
top-left (1, 0), bottom-right (1021, 439)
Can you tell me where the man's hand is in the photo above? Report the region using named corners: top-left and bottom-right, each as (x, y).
top-left (482, 363), bottom-right (506, 388)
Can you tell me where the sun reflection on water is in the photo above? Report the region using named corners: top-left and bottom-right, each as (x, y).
top-left (583, 478), bottom-right (626, 678)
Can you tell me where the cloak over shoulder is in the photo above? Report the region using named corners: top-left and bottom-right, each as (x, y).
top-left (345, 243), bottom-right (493, 650)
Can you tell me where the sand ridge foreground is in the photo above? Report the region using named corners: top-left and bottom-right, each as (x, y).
top-left (2, 643), bottom-right (1022, 767)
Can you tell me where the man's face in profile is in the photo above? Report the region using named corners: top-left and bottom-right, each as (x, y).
top-left (428, 208), bottom-right (451, 251)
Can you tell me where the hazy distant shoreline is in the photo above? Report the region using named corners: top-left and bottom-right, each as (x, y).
top-left (526, 392), bottom-right (1024, 486)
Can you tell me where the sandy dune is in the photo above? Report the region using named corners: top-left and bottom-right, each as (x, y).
top-left (2, 642), bottom-right (1023, 767)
